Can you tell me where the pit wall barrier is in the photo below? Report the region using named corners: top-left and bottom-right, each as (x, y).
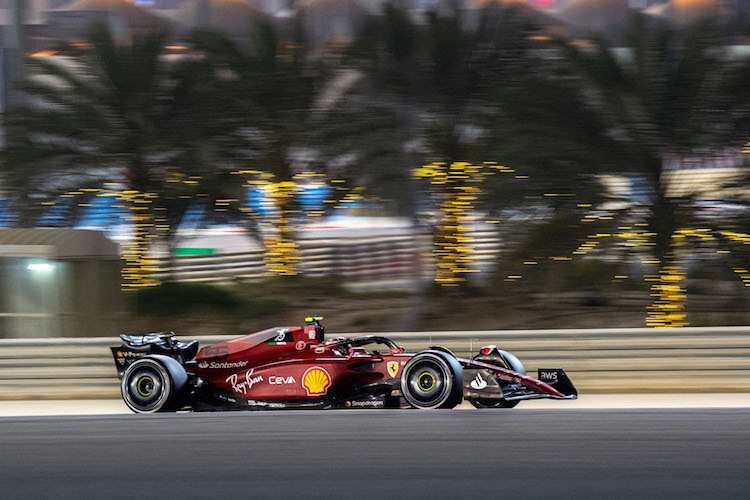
top-left (1, 326), bottom-right (749, 400)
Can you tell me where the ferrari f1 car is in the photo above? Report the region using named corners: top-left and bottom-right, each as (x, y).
top-left (111, 317), bottom-right (577, 413)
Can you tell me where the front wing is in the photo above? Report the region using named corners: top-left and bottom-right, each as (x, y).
top-left (460, 358), bottom-right (578, 402)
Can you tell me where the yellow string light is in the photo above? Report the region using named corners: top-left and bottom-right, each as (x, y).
top-left (414, 162), bottom-right (500, 287)
top-left (646, 233), bottom-right (688, 328)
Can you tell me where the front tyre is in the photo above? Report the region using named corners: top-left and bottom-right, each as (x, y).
top-left (401, 352), bottom-right (462, 409)
top-left (121, 358), bottom-right (177, 413)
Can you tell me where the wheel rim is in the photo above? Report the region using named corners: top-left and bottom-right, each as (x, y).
top-left (137, 376), bottom-right (154, 397)
top-left (418, 372), bottom-right (435, 391)
top-left (124, 364), bottom-right (166, 411)
top-left (404, 358), bottom-right (450, 407)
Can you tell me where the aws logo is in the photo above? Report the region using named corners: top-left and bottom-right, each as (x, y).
top-left (302, 367), bottom-right (331, 396)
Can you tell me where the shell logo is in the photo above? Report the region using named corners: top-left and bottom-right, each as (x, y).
top-left (302, 367), bottom-right (331, 396)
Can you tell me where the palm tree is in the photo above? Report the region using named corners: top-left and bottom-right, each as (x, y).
top-left (334, 2), bottom-right (544, 290)
top-left (351, 3), bottom-right (540, 166)
top-left (189, 18), bottom-right (322, 182)
top-left (2, 24), bottom-right (241, 288)
top-left (477, 33), bottom-right (630, 294)
top-left (188, 18), bottom-right (328, 276)
top-left (538, 16), bottom-right (750, 325)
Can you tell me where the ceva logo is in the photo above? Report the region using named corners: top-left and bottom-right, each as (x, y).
top-left (269, 376), bottom-right (296, 385)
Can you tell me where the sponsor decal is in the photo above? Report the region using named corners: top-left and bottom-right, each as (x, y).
top-left (308, 331), bottom-right (316, 339)
top-left (470, 373), bottom-right (488, 390)
top-left (314, 347), bottom-right (325, 354)
top-left (269, 375), bottom-right (296, 385)
top-left (118, 351), bottom-right (145, 358)
top-left (302, 367), bottom-right (331, 396)
top-left (204, 345), bottom-right (230, 360)
top-left (539, 371), bottom-right (558, 383)
top-left (347, 399), bottom-right (385, 408)
top-left (117, 359), bottom-right (126, 365)
top-left (295, 340), bottom-right (306, 351)
top-left (494, 373), bottom-right (522, 384)
top-left (275, 328), bottom-right (291, 341)
top-left (387, 361), bottom-right (399, 378)
top-left (246, 399), bottom-right (285, 409)
top-left (198, 360), bottom-right (248, 369)
top-left (269, 329), bottom-right (293, 345)
top-left (227, 369), bottom-right (264, 395)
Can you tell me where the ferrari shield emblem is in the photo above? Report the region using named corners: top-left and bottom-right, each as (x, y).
top-left (387, 361), bottom-right (399, 378)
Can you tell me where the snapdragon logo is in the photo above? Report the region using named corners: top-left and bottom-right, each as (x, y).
top-left (346, 400), bottom-right (384, 408)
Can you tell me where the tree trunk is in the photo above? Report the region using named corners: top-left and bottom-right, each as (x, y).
top-left (263, 139), bottom-right (300, 277)
top-left (646, 236), bottom-right (688, 328)
top-left (121, 191), bottom-right (158, 289)
top-left (646, 160), bottom-right (688, 327)
top-left (430, 159), bottom-right (477, 296)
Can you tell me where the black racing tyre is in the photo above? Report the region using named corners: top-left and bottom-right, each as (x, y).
top-left (121, 358), bottom-right (177, 413)
top-left (401, 352), bottom-right (462, 409)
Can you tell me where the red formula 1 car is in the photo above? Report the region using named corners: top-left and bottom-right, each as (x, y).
top-left (111, 317), bottom-right (577, 413)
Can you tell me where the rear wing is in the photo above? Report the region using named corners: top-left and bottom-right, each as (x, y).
top-left (111, 333), bottom-right (198, 379)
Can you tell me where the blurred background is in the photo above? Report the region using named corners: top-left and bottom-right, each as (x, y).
top-left (2, 0), bottom-right (750, 338)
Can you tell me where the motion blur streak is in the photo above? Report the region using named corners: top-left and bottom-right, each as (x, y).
top-left (1, 410), bottom-right (748, 499)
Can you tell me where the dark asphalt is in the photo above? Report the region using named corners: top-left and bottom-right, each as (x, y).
top-left (1, 409), bottom-right (749, 499)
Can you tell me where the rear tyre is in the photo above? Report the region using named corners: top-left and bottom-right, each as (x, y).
top-left (401, 352), bottom-right (462, 409)
top-left (121, 358), bottom-right (177, 413)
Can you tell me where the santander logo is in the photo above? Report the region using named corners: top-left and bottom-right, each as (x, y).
top-left (470, 373), bottom-right (487, 390)
top-left (198, 360), bottom-right (248, 369)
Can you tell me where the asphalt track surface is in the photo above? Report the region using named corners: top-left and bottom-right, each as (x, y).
top-left (1, 409), bottom-right (749, 499)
